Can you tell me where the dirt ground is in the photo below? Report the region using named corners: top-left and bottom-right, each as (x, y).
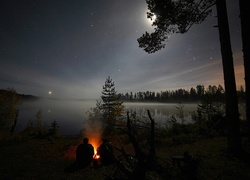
top-left (1, 134), bottom-right (250, 180)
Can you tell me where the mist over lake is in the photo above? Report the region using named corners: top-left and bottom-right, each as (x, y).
top-left (16, 98), bottom-right (197, 135)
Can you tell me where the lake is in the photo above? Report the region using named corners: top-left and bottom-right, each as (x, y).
top-left (16, 98), bottom-right (198, 135)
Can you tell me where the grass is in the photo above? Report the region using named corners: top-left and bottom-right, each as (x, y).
top-left (1, 131), bottom-right (250, 180)
top-left (157, 137), bottom-right (250, 179)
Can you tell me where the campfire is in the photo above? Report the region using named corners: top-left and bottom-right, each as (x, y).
top-left (89, 137), bottom-right (101, 167)
top-left (93, 151), bottom-right (100, 160)
top-left (89, 139), bottom-right (100, 157)
top-left (92, 149), bottom-right (100, 167)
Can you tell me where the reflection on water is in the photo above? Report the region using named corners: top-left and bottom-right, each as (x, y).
top-left (17, 98), bottom-right (96, 135)
top-left (16, 98), bottom-right (197, 135)
top-left (124, 102), bottom-right (197, 125)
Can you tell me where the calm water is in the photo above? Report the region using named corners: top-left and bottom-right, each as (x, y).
top-left (16, 98), bottom-right (197, 135)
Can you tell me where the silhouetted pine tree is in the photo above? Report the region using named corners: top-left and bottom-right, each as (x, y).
top-left (239, 0), bottom-right (250, 143)
top-left (138, 0), bottom-right (241, 154)
top-left (101, 76), bottom-right (124, 133)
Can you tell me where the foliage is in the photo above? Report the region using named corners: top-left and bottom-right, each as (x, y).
top-left (120, 84), bottom-right (230, 103)
top-left (84, 100), bottom-right (105, 139)
top-left (0, 88), bottom-right (21, 131)
top-left (84, 76), bottom-right (125, 136)
top-left (175, 102), bottom-right (185, 123)
top-left (108, 111), bottom-right (158, 179)
top-left (164, 96), bottom-right (225, 145)
top-left (48, 120), bottom-right (60, 137)
top-left (138, 0), bottom-right (216, 53)
top-left (100, 76), bottom-right (125, 134)
top-left (86, 100), bottom-right (104, 128)
top-left (165, 104), bottom-right (197, 145)
top-left (24, 109), bottom-right (61, 138)
top-left (138, 0), bottom-right (242, 154)
top-left (191, 92), bottom-right (225, 136)
top-left (101, 76), bottom-right (124, 120)
top-left (166, 102), bottom-right (187, 128)
top-left (121, 110), bottom-right (154, 149)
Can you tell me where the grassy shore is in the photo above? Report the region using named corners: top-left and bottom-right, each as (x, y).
top-left (1, 131), bottom-right (250, 179)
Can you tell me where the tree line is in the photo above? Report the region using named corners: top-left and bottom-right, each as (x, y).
top-left (119, 84), bottom-right (245, 103)
top-left (137, 0), bottom-right (249, 155)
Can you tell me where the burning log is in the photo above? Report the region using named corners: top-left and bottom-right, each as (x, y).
top-left (93, 152), bottom-right (100, 159)
top-left (92, 152), bottom-right (101, 168)
top-left (90, 140), bottom-right (101, 168)
top-left (90, 138), bottom-right (115, 168)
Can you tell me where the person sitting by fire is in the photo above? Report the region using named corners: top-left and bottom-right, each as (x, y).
top-left (97, 138), bottom-right (115, 166)
top-left (76, 137), bottom-right (94, 167)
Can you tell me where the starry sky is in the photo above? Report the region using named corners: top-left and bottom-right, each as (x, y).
top-left (0, 0), bottom-right (244, 99)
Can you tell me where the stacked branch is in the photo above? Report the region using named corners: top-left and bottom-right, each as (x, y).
top-left (114, 110), bottom-right (157, 179)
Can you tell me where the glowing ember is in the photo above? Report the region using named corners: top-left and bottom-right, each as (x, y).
top-left (93, 151), bottom-right (100, 159)
top-left (92, 149), bottom-right (101, 168)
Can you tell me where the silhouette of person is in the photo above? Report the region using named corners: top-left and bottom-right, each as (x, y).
top-left (76, 137), bottom-right (94, 167)
top-left (97, 138), bottom-right (115, 166)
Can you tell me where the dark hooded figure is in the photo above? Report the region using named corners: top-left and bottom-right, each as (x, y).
top-left (97, 138), bottom-right (115, 166)
top-left (76, 137), bottom-right (94, 167)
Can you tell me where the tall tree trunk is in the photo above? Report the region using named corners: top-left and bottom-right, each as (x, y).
top-left (216, 0), bottom-right (241, 153)
top-left (239, 0), bottom-right (250, 143)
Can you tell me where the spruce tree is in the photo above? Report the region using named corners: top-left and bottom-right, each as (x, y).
top-left (101, 76), bottom-right (124, 133)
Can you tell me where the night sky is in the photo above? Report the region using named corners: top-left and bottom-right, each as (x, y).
top-left (0, 0), bottom-right (244, 99)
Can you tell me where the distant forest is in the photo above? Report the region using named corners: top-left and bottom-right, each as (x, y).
top-left (119, 84), bottom-right (246, 103)
top-left (0, 89), bottom-right (39, 101)
top-left (0, 84), bottom-right (246, 103)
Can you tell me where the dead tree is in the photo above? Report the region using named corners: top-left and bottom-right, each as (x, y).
top-left (114, 110), bottom-right (158, 179)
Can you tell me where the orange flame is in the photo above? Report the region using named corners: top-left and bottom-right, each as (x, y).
top-left (88, 136), bottom-right (101, 159)
top-left (93, 152), bottom-right (100, 159)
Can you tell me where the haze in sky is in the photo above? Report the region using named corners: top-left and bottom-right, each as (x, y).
top-left (0, 0), bottom-right (244, 99)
